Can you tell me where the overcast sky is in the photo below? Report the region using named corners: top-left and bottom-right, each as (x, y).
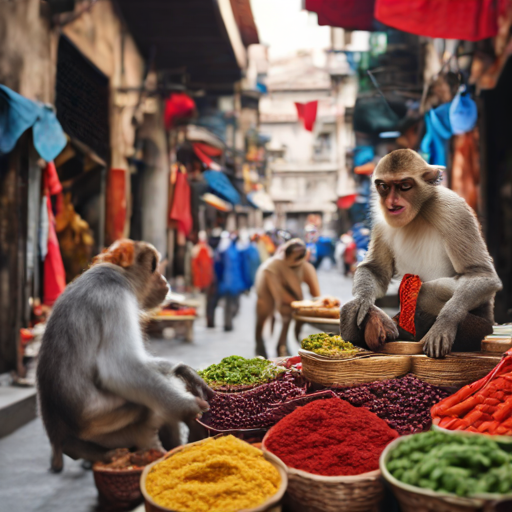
top-left (250, 0), bottom-right (330, 60)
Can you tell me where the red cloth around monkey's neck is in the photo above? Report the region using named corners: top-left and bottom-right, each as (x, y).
top-left (398, 274), bottom-right (422, 336)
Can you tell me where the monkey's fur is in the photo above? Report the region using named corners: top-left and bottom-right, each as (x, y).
top-left (37, 240), bottom-right (212, 473)
top-left (255, 239), bottom-right (320, 358)
top-left (340, 149), bottom-right (502, 358)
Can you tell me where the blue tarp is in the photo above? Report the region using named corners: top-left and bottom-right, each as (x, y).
top-left (0, 85), bottom-right (66, 161)
top-left (203, 170), bottom-right (241, 205)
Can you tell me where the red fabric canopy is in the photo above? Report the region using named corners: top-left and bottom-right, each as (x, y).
top-left (193, 142), bottom-right (223, 167)
top-left (295, 101), bottom-right (318, 132)
top-left (375, 0), bottom-right (500, 42)
top-left (306, 0), bottom-right (376, 31)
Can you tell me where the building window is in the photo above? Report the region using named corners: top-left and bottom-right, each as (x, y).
top-left (313, 132), bottom-right (332, 161)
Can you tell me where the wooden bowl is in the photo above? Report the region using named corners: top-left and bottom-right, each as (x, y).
top-left (140, 438), bottom-right (288, 512)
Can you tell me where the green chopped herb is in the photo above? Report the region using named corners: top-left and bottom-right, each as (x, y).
top-left (197, 355), bottom-right (285, 387)
top-left (301, 333), bottom-right (359, 358)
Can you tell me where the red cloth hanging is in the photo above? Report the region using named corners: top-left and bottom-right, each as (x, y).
top-left (169, 171), bottom-right (193, 235)
top-left (295, 101), bottom-right (318, 132)
top-left (164, 93), bottom-right (196, 130)
top-left (306, 0), bottom-right (376, 30)
top-left (106, 169), bottom-right (127, 242)
top-left (375, 0), bottom-right (499, 42)
top-left (191, 243), bottom-right (214, 289)
top-left (43, 163), bottom-right (66, 306)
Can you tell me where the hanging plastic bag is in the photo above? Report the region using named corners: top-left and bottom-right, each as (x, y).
top-left (449, 86), bottom-right (478, 135)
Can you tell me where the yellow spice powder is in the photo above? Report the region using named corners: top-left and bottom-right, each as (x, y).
top-left (145, 435), bottom-right (281, 512)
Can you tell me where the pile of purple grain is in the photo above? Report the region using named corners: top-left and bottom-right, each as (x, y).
top-left (331, 374), bottom-right (449, 435)
top-left (205, 373), bottom-right (306, 430)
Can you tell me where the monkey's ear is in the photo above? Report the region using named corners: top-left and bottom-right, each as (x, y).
top-left (136, 244), bottom-right (160, 274)
top-left (91, 240), bottom-right (135, 268)
top-left (422, 166), bottom-right (445, 185)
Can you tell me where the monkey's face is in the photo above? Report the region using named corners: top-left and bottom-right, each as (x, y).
top-left (92, 240), bottom-right (169, 310)
top-left (135, 244), bottom-right (169, 310)
top-left (375, 178), bottom-right (420, 228)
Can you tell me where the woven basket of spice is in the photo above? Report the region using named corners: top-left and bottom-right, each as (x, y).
top-left (92, 449), bottom-right (164, 511)
top-left (300, 349), bottom-right (411, 387)
top-left (262, 397), bottom-right (399, 512)
top-left (380, 432), bottom-right (512, 512)
top-left (410, 353), bottom-right (501, 387)
top-left (140, 435), bottom-right (287, 512)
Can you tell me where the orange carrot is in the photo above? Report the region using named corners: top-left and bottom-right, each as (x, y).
top-left (483, 397), bottom-right (501, 406)
top-left (494, 402), bottom-right (512, 422)
top-left (443, 396), bottom-right (479, 416)
top-left (477, 421), bottom-right (492, 432)
top-left (439, 417), bottom-right (460, 429)
top-left (463, 409), bottom-right (483, 425)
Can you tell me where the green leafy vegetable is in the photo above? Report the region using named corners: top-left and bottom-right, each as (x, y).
top-left (197, 356), bottom-right (285, 387)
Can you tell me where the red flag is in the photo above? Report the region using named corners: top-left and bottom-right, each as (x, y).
top-left (295, 101), bottom-right (318, 132)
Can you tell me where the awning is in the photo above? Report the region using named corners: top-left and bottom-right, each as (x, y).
top-left (202, 192), bottom-right (233, 212)
top-left (186, 125), bottom-right (226, 150)
top-left (0, 85), bottom-right (66, 161)
top-left (203, 170), bottom-right (241, 204)
top-left (117, 0), bottom-right (248, 90)
top-left (193, 142), bottom-right (223, 170)
top-left (247, 190), bottom-right (275, 213)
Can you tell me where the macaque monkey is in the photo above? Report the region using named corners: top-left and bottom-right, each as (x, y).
top-left (255, 238), bottom-right (320, 358)
top-left (340, 149), bottom-right (502, 358)
top-left (37, 240), bottom-right (212, 472)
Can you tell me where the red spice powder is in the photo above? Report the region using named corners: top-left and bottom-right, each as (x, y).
top-left (264, 398), bottom-right (398, 476)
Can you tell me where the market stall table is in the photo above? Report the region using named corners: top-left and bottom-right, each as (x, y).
top-left (147, 315), bottom-right (196, 342)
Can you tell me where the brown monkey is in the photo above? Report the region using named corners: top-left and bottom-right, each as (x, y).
top-left (255, 238), bottom-right (320, 358)
top-left (340, 149), bottom-right (502, 358)
top-left (37, 239), bottom-right (212, 472)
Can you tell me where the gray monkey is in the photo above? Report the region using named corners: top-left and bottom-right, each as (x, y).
top-left (37, 239), bottom-right (212, 472)
top-left (340, 149), bottom-right (502, 358)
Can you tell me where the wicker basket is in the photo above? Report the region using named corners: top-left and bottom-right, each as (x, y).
top-left (262, 435), bottom-right (384, 512)
top-left (295, 307), bottom-right (340, 319)
top-left (140, 438), bottom-right (288, 512)
top-left (410, 353), bottom-right (501, 387)
top-left (380, 436), bottom-right (512, 512)
top-left (299, 349), bottom-right (411, 387)
top-left (93, 465), bottom-right (147, 511)
top-left (379, 341), bottom-right (424, 355)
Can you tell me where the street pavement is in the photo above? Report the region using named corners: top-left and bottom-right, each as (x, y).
top-left (0, 268), bottom-right (354, 512)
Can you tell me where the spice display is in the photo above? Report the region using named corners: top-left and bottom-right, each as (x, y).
top-left (145, 436), bottom-right (281, 512)
top-left (264, 398), bottom-right (398, 476)
top-left (94, 448), bottom-right (164, 470)
top-left (301, 333), bottom-right (360, 358)
top-left (386, 431), bottom-right (512, 496)
top-left (333, 374), bottom-right (449, 435)
top-left (197, 355), bottom-right (285, 388)
top-left (204, 373), bottom-right (307, 430)
top-left (432, 349), bottom-right (512, 435)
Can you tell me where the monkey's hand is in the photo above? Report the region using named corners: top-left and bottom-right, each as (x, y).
top-left (340, 296), bottom-right (374, 339)
top-left (421, 318), bottom-right (458, 359)
top-left (174, 364), bottom-right (215, 403)
top-left (364, 306), bottom-right (399, 351)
